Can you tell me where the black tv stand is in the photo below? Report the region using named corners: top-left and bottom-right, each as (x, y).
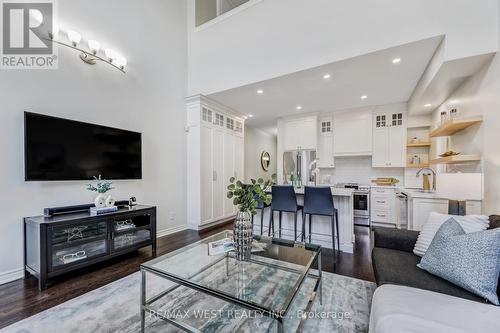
top-left (24, 205), bottom-right (156, 290)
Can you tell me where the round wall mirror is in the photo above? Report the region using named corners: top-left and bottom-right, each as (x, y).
top-left (261, 151), bottom-right (271, 171)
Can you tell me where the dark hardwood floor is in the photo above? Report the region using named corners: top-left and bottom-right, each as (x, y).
top-left (0, 223), bottom-right (373, 329)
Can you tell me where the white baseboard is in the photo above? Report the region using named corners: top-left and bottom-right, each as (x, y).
top-left (189, 216), bottom-right (235, 231)
top-left (0, 268), bottom-right (24, 285)
top-left (0, 225), bottom-right (187, 286)
top-left (156, 224), bottom-right (188, 238)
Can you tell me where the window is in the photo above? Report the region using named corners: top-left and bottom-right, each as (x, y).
top-left (376, 115), bottom-right (386, 128)
top-left (321, 121), bottom-right (332, 133)
top-left (202, 108), bottom-right (213, 123)
top-left (214, 113), bottom-right (224, 127)
top-left (226, 118), bottom-right (234, 130)
top-left (235, 121), bottom-right (243, 133)
top-left (196, 0), bottom-right (251, 27)
top-left (392, 113), bottom-right (403, 126)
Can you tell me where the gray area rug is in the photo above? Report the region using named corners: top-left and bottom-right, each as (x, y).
top-left (2, 270), bottom-right (376, 333)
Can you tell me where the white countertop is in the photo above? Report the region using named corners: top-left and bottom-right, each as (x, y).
top-left (293, 187), bottom-right (354, 197)
top-left (370, 185), bottom-right (399, 189)
top-left (401, 188), bottom-right (436, 198)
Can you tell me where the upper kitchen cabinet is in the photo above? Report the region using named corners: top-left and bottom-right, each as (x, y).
top-left (372, 105), bottom-right (407, 167)
top-left (317, 117), bottom-right (334, 168)
top-left (282, 115), bottom-right (318, 151)
top-left (333, 109), bottom-right (372, 156)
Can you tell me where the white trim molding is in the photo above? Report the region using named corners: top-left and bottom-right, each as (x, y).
top-left (156, 224), bottom-right (188, 238)
top-left (0, 268), bottom-right (24, 286)
top-left (188, 216), bottom-right (235, 231)
top-left (195, 0), bottom-right (264, 32)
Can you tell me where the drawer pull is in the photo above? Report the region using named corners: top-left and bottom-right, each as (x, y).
top-left (376, 201), bottom-right (386, 203)
top-left (377, 214), bottom-right (386, 217)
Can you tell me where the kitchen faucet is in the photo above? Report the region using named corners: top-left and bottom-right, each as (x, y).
top-left (416, 167), bottom-right (436, 192)
top-left (308, 159), bottom-right (319, 186)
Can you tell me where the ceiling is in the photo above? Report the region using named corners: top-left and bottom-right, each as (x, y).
top-left (208, 36), bottom-right (443, 134)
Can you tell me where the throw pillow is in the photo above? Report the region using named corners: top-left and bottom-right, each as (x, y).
top-left (413, 212), bottom-right (489, 257)
top-left (418, 219), bottom-right (500, 305)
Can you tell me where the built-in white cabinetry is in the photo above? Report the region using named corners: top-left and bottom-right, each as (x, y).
top-left (370, 187), bottom-right (397, 227)
top-left (372, 110), bottom-right (407, 167)
top-left (333, 109), bottom-right (372, 156)
top-left (409, 198), bottom-right (482, 231)
top-left (186, 95), bottom-right (245, 230)
top-left (282, 116), bottom-right (317, 151)
top-left (317, 117), bottom-right (334, 168)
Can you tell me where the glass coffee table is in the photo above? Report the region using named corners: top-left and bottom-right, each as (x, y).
top-left (140, 230), bottom-right (322, 333)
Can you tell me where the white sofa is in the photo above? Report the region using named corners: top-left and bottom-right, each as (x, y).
top-left (370, 285), bottom-right (500, 333)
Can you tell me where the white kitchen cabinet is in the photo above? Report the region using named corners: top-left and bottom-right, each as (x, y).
top-left (233, 135), bottom-right (244, 212)
top-left (212, 128), bottom-right (224, 221)
top-left (409, 197), bottom-right (482, 231)
top-left (283, 116), bottom-right (317, 151)
top-left (186, 95), bottom-right (245, 229)
top-left (372, 110), bottom-right (406, 167)
top-left (223, 131), bottom-right (235, 217)
top-left (317, 117), bottom-right (334, 168)
top-left (333, 109), bottom-right (372, 156)
top-left (370, 187), bottom-right (397, 227)
top-left (200, 125), bottom-right (213, 222)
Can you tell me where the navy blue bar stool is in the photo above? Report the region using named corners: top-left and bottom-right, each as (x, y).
top-left (302, 186), bottom-right (340, 265)
top-left (252, 199), bottom-right (271, 235)
top-left (268, 186), bottom-right (303, 240)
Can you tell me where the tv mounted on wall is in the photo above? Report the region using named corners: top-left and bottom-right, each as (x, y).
top-left (24, 112), bottom-right (142, 181)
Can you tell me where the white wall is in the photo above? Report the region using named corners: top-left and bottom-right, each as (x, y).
top-left (187, 0), bottom-right (498, 95)
top-left (0, 0), bottom-right (187, 283)
top-left (244, 126), bottom-right (277, 182)
top-left (430, 4), bottom-right (500, 214)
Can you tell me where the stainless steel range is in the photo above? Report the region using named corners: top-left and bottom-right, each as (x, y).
top-left (335, 183), bottom-right (371, 226)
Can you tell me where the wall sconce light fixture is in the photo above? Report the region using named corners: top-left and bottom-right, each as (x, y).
top-left (47, 29), bottom-right (127, 74)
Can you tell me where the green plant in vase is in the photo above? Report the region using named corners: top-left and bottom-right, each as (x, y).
top-left (227, 174), bottom-right (276, 261)
top-left (86, 175), bottom-right (115, 208)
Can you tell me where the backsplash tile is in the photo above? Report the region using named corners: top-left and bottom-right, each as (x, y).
top-left (318, 156), bottom-right (404, 185)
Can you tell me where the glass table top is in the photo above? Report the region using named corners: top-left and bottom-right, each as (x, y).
top-left (141, 231), bottom-right (320, 314)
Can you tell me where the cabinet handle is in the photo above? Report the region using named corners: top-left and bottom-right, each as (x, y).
top-left (213, 171), bottom-right (217, 181)
top-left (376, 201), bottom-right (386, 203)
top-left (377, 214), bottom-right (386, 217)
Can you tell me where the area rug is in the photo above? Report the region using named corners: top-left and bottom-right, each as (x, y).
top-left (1, 269), bottom-right (376, 333)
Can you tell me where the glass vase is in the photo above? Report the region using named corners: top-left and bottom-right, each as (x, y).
top-left (233, 211), bottom-right (253, 261)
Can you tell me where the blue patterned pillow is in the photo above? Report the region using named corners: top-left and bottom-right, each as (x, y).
top-left (418, 219), bottom-right (500, 305)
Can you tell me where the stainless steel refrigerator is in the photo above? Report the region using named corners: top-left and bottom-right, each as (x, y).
top-left (283, 150), bottom-right (317, 186)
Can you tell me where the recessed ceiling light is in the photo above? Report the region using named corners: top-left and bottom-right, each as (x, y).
top-left (296, 106), bottom-right (303, 110)
top-left (361, 95), bottom-right (368, 100)
top-left (248, 114), bottom-right (253, 118)
top-left (257, 89), bottom-right (264, 94)
top-left (424, 103), bottom-right (432, 107)
top-left (392, 58), bottom-right (401, 64)
top-left (323, 74), bottom-right (331, 79)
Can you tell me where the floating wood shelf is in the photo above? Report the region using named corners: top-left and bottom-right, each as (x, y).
top-left (407, 142), bottom-right (431, 148)
top-left (429, 118), bottom-right (482, 138)
top-left (406, 163), bottom-right (430, 169)
top-left (430, 154), bottom-right (481, 165)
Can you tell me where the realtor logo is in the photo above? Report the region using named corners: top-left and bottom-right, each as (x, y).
top-left (1, 0), bottom-right (57, 69)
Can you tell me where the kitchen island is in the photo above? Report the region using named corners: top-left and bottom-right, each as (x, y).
top-left (254, 187), bottom-right (355, 253)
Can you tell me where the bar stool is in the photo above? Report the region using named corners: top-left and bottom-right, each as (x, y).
top-left (268, 186), bottom-right (303, 240)
top-left (252, 199), bottom-right (271, 235)
top-left (302, 186), bottom-right (340, 265)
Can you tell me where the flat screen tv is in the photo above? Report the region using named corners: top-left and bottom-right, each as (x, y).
top-left (25, 112), bottom-right (142, 181)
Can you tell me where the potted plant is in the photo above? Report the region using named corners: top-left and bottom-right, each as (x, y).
top-left (227, 174), bottom-right (275, 260)
top-left (86, 175), bottom-right (115, 208)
